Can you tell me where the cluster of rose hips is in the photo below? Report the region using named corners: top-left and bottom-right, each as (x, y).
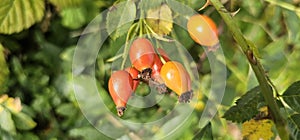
top-left (108, 38), bottom-right (193, 116)
top-left (108, 14), bottom-right (218, 116)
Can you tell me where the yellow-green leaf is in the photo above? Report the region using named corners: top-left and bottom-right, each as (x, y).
top-left (242, 119), bottom-right (274, 140)
top-left (49, 0), bottom-right (82, 9)
top-left (0, 44), bottom-right (9, 93)
top-left (12, 112), bottom-right (37, 130)
top-left (0, 109), bottom-right (16, 134)
top-left (0, 0), bottom-right (45, 34)
top-left (146, 4), bottom-right (173, 35)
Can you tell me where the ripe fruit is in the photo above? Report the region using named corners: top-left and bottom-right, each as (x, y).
top-left (125, 67), bottom-right (139, 91)
top-left (160, 61), bottom-right (193, 103)
top-left (150, 54), bottom-right (168, 94)
top-left (108, 70), bottom-right (133, 116)
top-left (129, 38), bottom-right (156, 79)
top-left (187, 14), bottom-right (219, 47)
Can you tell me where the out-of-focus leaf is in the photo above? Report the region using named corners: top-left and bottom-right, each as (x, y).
top-left (241, 0), bottom-right (263, 17)
top-left (0, 0), bottom-right (45, 34)
top-left (193, 122), bottom-right (212, 140)
top-left (60, 7), bottom-right (86, 29)
top-left (12, 112), bottom-right (36, 130)
top-left (283, 10), bottom-right (300, 44)
top-left (282, 81), bottom-right (300, 113)
top-left (262, 38), bottom-right (288, 78)
top-left (146, 4), bottom-right (173, 35)
top-left (16, 132), bottom-right (39, 140)
top-left (242, 119), bottom-right (274, 140)
top-left (69, 126), bottom-right (111, 140)
top-left (223, 86), bottom-right (264, 123)
top-left (55, 103), bottom-right (77, 117)
top-left (49, 0), bottom-right (82, 9)
top-left (0, 44), bottom-right (9, 93)
top-left (288, 114), bottom-right (300, 140)
top-left (106, 0), bottom-right (136, 40)
top-left (0, 109), bottom-right (16, 134)
top-left (138, 0), bottom-right (164, 11)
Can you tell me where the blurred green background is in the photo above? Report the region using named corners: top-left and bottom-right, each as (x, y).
top-left (0, 0), bottom-right (300, 139)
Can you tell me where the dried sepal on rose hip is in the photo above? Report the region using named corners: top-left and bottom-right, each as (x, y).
top-left (149, 54), bottom-right (169, 94)
top-left (187, 14), bottom-right (219, 51)
top-left (160, 61), bottom-right (193, 103)
top-left (108, 70), bottom-right (134, 116)
top-left (129, 38), bottom-right (156, 80)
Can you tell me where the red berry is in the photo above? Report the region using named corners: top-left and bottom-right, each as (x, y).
top-left (108, 70), bottom-right (133, 116)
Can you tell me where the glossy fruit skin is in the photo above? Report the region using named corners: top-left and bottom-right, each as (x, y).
top-left (187, 14), bottom-right (219, 47)
top-left (129, 38), bottom-right (156, 72)
top-left (125, 67), bottom-right (139, 91)
top-left (160, 61), bottom-right (191, 96)
top-left (108, 70), bottom-right (133, 116)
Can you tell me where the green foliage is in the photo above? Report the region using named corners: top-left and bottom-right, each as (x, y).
top-left (223, 86), bottom-right (264, 123)
top-left (0, 0), bottom-right (45, 34)
top-left (288, 114), bottom-right (300, 140)
top-left (49, 0), bottom-right (83, 9)
top-left (282, 81), bottom-right (300, 113)
top-left (193, 123), bottom-right (213, 140)
top-left (138, 0), bottom-right (165, 11)
top-left (0, 44), bottom-right (9, 93)
top-left (106, 0), bottom-right (136, 40)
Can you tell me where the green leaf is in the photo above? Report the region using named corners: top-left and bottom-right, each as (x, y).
top-left (49, 0), bottom-right (82, 9)
top-left (282, 81), bottom-right (300, 113)
top-left (11, 112), bottom-right (36, 130)
top-left (283, 10), bottom-right (300, 44)
top-left (69, 126), bottom-right (111, 140)
top-left (55, 103), bottom-right (77, 117)
top-left (106, 0), bottom-right (136, 40)
top-left (0, 109), bottom-right (16, 134)
top-left (193, 123), bottom-right (213, 140)
top-left (146, 4), bottom-right (173, 35)
top-left (223, 86), bottom-right (265, 123)
top-left (60, 7), bottom-right (87, 29)
top-left (0, 0), bottom-right (45, 34)
top-left (261, 38), bottom-right (288, 78)
top-left (138, 0), bottom-right (165, 11)
top-left (288, 114), bottom-right (300, 140)
top-left (0, 44), bottom-right (9, 93)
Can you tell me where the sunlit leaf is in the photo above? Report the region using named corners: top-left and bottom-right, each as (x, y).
top-left (0, 44), bottom-right (9, 93)
top-left (106, 0), bottom-right (136, 40)
top-left (60, 7), bottom-right (86, 29)
top-left (12, 112), bottom-right (36, 130)
top-left (282, 81), bottom-right (300, 113)
top-left (223, 86), bottom-right (265, 123)
top-left (242, 119), bottom-right (274, 140)
top-left (288, 114), bottom-right (300, 139)
top-left (0, 109), bottom-right (16, 134)
top-left (146, 4), bottom-right (173, 35)
top-left (49, 0), bottom-right (82, 9)
top-left (0, 0), bottom-right (45, 34)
